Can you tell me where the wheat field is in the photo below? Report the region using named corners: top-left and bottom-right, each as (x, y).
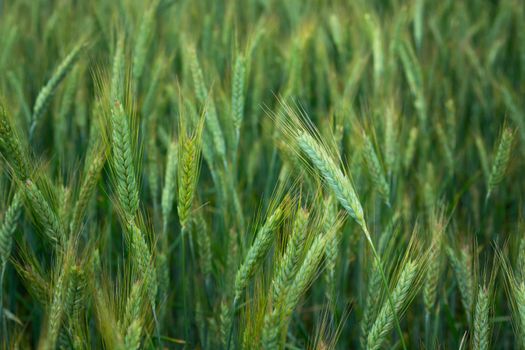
top-left (0, 0), bottom-right (524, 349)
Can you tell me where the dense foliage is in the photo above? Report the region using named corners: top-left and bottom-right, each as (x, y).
top-left (0, 0), bottom-right (524, 349)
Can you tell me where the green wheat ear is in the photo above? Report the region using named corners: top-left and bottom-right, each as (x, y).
top-left (473, 285), bottom-right (490, 350)
top-left (362, 133), bottom-right (390, 205)
top-left (487, 127), bottom-right (514, 200)
top-left (511, 281), bottom-right (525, 348)
top-left (366, 260), bottom-right (419, 350)
top-left (0, 104), bottom-right (31, 179)
top-left (276, 104), bottom-right (370, 239)
top-left (121, 281), bottom-right (144, 339)
top-left (43, 247), bottom-right (76, 350)
top-left (447, 246), bottom-right (474, 322)
top-left (192, 213), bottom-right (212, 280)
top-left (70, 148), bottom-right (107, 235)
top-left (404, 127), bottom-right (418, 170)
top-left (272, 206), bottom-right (309, 303)
top-left (281, 231), bottom-right (331, 321)
top-left (234, 200), bottom-right (286, 303)
top-left (132, 0), bottom-right (159, 90)
top-left (324, 197), bottom-right (339, 304)
top-left (262, 233), bottom-right (329, 349)
top-left (361, 259), bottom-right (383, 349)
top-left (110, 100), bottom-right (139, 221)
top-left (188, 46), bottom-right (226, 163)
top-left (423, 211), bottom-right (445, 313)
top-left (30, 42), bottom-right (85, 140)
top-left (23, 179), bottom-right (63, 245)
top-left (177, 113), bottom-right (204, 231)
top-left (128, 222), bottom-right (157, 309)
top-left (0, 191), bottom-right (22, 266)
top-left (296, 130), bottom-right (366, 231)
top-left (398, 38), bottom-right (427, 131)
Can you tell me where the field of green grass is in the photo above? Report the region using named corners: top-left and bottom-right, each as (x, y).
top-left (0, 0), bottom-right (524, 348)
